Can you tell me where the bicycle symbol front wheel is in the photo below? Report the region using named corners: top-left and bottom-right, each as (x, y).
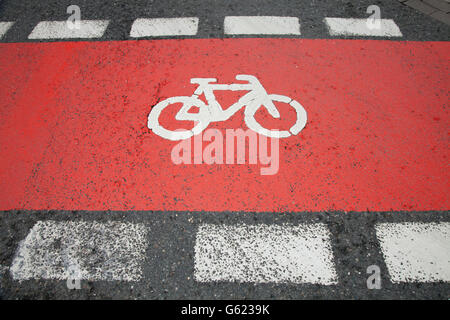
top-left (245, 94), bottom-right (307, 138)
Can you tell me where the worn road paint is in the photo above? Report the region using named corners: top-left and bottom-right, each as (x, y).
top-left (147, 74), bottom-right (307, 140)
top-left (28, 20), bottom-right (110, 39)
top-left (0, 22), bottom-right (14, 39)
top-left (376, 222), bottom-right (450, 283)
top-left (224, 16), bottom-right (301, 35)
top-left (194, 223), bottom-right (338, 284)
top-left (10, 221), bottom-right (147, 281)
top-left (0, 39), bottom-right (448, 212)
top-left (130, 18), bottom-right (199, 37)
top-left (324, 18), bottom-right (403, 37)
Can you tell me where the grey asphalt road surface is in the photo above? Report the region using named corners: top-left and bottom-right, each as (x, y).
top-left (0, 0), bottom-right (449, 42)
top-left (1, 210), bottom-right (449, 299)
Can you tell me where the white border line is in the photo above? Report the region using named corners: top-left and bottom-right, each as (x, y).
top-left (224, 16), bottom-right (301, 35)
top-left (324, 17), bottom-right (402, 37)
top-left (130, 17), bottom-right (199, 37)
top-left (194, 223), bottom-right (338, 284)
top-left (28, 20), bottom-right (109, 39)
top-left (376, 222), bottom-right (450, 283)
top-left (10, 220), bottom-right (148, 281)
top-left (0, 21), bottom-right (14, 39)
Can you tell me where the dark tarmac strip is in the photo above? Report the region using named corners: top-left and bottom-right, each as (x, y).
top-left (0, 210), bottom-right (448, 299)
top-left (0, 0), bottom-right (449, 42)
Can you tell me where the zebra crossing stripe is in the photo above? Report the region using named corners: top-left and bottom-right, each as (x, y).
top-left (130, 18), bottom-right (199, 37)
top-left (224, 16), bottom-right (301, 35)
top-left (194, 223), bottom-right (338, 284)
top-left (10, 220), bottom-right (147, 281)
top-left (0, 22), bottom-right (14, 39)
top-left (324, 17), bottom-right (403, 37)
top-left (28, 20), bottom-right (109, 39)
top-left (376, 222), bottom-right (450, 283)
top-left (3, 17), bottom-right (406, 41)
top-left (4, 219), bottom-right (450, 286)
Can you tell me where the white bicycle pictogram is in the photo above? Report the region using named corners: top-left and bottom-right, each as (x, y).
top-left (147, 74), bottom-right (307, 141)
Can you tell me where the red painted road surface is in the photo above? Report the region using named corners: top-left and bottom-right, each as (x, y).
top-left (0, 39), bottom-right (448, 212)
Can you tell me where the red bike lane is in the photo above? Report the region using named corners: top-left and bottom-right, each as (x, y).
top-left (0, 38), bottom-right (448, 212)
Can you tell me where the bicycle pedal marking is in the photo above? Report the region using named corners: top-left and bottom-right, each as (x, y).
top-left (147, 74), bottom-right (307, 141)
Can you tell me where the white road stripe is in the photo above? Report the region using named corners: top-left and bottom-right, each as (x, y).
top-left (130, 17), bottom-right (199, 37)
top-left (10, 220), bottom-right (147, 281)
top-left (324, 17), bottom-right (402, 37)
top-left (28, 20), bottom-right (109, 39)
top-left (194, 223), bottom-right (338, 284)
top-left (376, 222), bottom-right (450, 283)
top-left (224, 16), bottom-right (301, 35)
top-left (0, 21), bottom-right (14, 39)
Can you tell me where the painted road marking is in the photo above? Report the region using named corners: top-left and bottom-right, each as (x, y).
top-left (194, 223), bottom-right (338, 284)
top-left (10, 221), bottom-right (147, 281)
top-left (148, 74), bottom-right (307, 140)
top-left (376, 222), bottom-right (450, 283)
top-left (324, 18), bottom-right (402, 37)
top-left (28, 20), bottom-right (109, 39)
top-left (0, 22), bottom-right (14, 39)
top-left (224, 16), bottom-right (301, 35)
top-left (3, 218), bottom-right (450, 287)
top-left (130, 17), bottom-right (199, 37)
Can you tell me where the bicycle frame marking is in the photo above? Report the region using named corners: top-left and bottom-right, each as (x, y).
top-left (148, 74), bottom-right (307, 141)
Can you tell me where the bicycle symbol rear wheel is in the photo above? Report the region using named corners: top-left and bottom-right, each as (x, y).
top-left (148, 96), bottom-right (210, 141)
